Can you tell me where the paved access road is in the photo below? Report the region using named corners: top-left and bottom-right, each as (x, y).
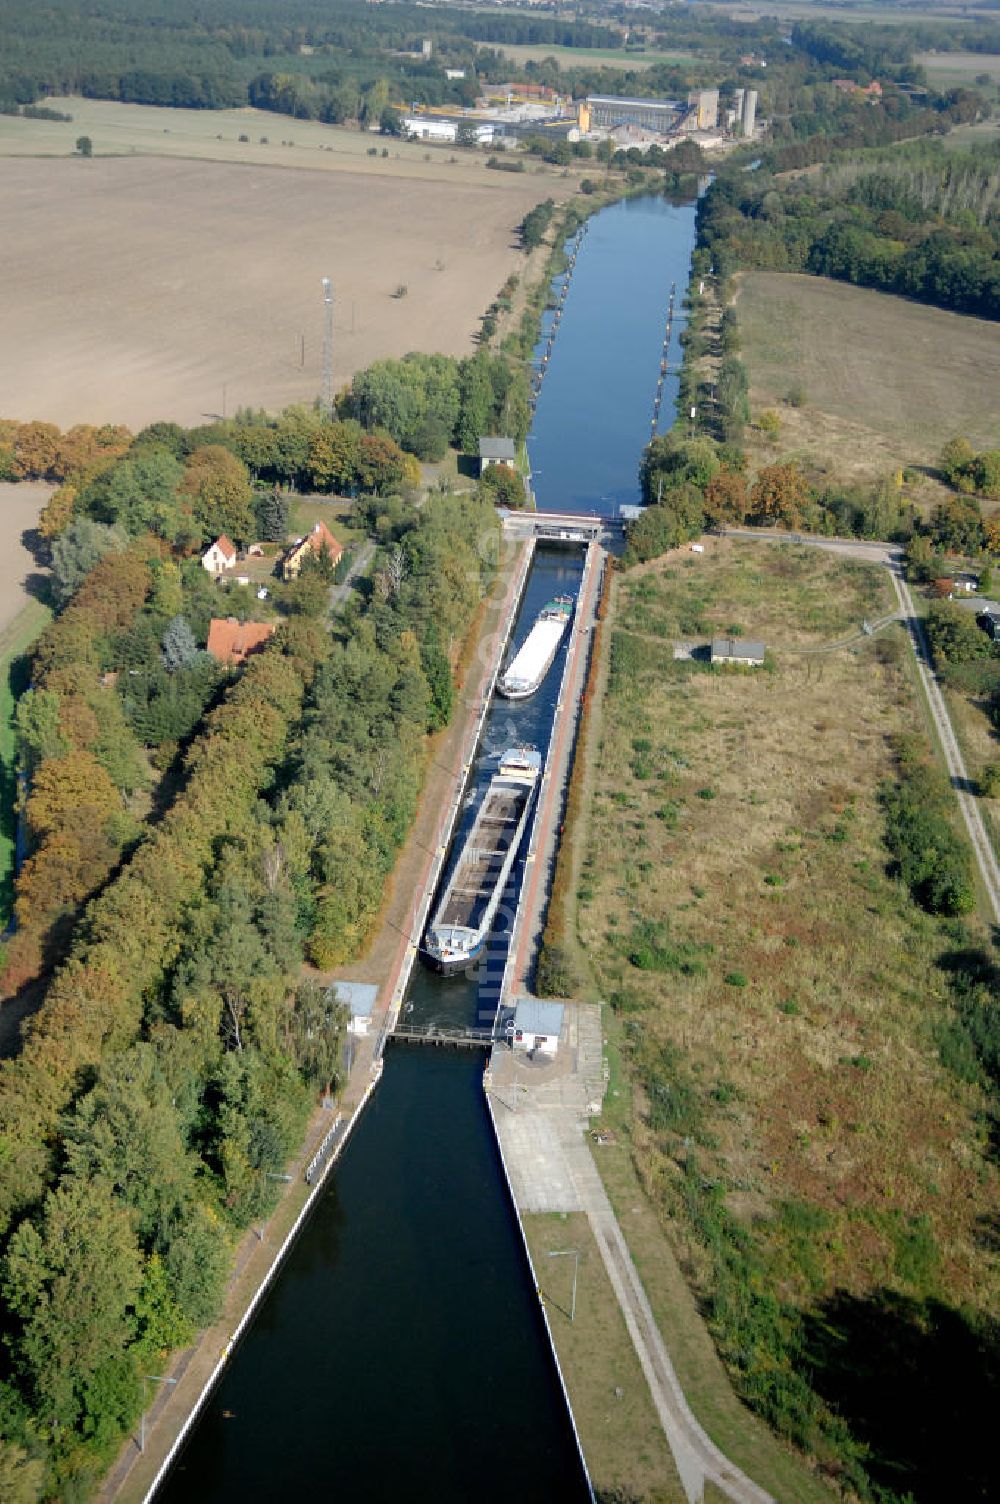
top-left (723, 527), bottom-right (1000, 924)
top-left (889, 562), bottom-right (1000, 922)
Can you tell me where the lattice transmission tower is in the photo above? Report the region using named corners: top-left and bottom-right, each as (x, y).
top-left (321, 277), bottom-right (334, 418)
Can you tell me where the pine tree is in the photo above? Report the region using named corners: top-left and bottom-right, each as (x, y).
top-left (253, 485), bottom-right (289, 543)
top-left (161, 615), bottom-right (199, 672)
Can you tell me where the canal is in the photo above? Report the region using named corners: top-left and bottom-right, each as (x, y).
top-left (156, 192), bottom-right (697, 1503)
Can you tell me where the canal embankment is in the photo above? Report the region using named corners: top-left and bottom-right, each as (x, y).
top-left (487, 1009), bottom-right (774, 1504)
top-left (503, 540), bottom-right (604, 1002)
top-left (101, 532), bottom-right (539, 1504)
top-left (140, 192), bottom-right (712, 1504)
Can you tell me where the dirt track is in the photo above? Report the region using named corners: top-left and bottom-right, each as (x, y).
top-left (0, 150), bottom-right (566, 429)
top-left (0, 483), bottom-right (51, 636)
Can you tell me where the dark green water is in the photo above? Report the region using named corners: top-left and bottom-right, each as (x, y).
top-left (156, 191), bottom-right (698, 1502)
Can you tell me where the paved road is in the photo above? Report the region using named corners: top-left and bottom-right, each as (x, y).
top-left (722, 525), bottom-right (902, 568)
top-left (723, 526), bottom-right (1000, 924)
top-left (328, 539), bottom-right (375, 613)
top-left (889, 563), bottom-right (1000, 922)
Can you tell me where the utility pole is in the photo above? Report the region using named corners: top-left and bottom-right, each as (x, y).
top-left (139, 1374), bottom-right (177, 1454)
top-left (548, 1248), bottom-right (581, 1323)
top-left (322, 276), bottom-right (334, 418)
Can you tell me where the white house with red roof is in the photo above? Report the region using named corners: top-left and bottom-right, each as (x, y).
top-left (202, 535), bottom-right (238, 575)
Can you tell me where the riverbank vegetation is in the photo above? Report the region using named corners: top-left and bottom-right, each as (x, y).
top-left (628, 264), bottom-right (998, 564)
top-left (0, 404), bottom-right (498, 1497)
top-left (569, 541), bottom-right (998, 1503)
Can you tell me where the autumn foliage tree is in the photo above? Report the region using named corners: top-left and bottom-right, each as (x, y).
top-left (703, 466), bottom-right (748, 527)
top-left (748, 462), bottom-right (811, 527)
top-left (179, 444), bottom-right (255, 544)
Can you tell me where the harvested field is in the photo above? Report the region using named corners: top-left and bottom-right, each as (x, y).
top-left (0, 100), bottom-right (573, 430)
top-left (737, 272), bottom-right (1000, 488)
top-left (574, 539), bottom-right (999, 1496)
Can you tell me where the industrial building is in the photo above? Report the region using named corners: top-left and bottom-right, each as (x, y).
top-left (580, 94), bottom-right (681, 134)
top-left (730, 88), bottom-right (759, 138)
top-left (688, 88), bottom-right (719, 130)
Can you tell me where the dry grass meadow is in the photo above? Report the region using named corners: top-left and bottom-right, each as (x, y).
top-left (736, 272), bottom-right (1000, 491)
top-left (576, 539), bottom-right (998, 1318)
top-left (0, 98), bottom-right (575, 430)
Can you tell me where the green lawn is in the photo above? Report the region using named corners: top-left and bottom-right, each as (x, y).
top-left (288, 495), bottom-right (365, 545)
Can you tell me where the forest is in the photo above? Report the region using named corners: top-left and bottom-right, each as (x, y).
top-left (698, 139), bottom-right (1000, 320)
top-left (3, 0), bottom-right (996, 128)
top-left (0, 399), bottom-right (499, 1497)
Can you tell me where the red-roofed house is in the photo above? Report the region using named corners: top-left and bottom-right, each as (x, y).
top-left (202, 535), bottom-right (238, 574)
top-left (206, 617), bottom-right (277, 666)
top-left (832, 78), bottom-right (882, 99)
top-left (282, 520), bottom-right (344, 581)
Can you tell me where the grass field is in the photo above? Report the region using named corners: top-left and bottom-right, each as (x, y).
top-left (571, 539), bottom-right (998, 1495)
top-left (495, 42), bottom-right (693, 71)
top-left (915, 49), bottom-right (1000, 90)
top-left (0, 98), bottom-right (574, 431)
top-left (944, 117), bottom-right (1000, 148)
top-left (521, 1211), bottom-right (686, 1504)
top-left (737, 272), bottom-right (1000, 487)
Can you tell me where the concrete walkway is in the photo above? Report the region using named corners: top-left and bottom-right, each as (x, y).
top-left (489, 1012), bottom-right (773, 1504)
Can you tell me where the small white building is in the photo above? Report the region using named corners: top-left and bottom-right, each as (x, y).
top-left (478, 436), bottom-right (517, 476)
top-left (511, 998), bottom-right (564, 1056)
top-left (329, 980), bottom-right (379, 1037)
top-left (202, 534), bottom-right (237, 575)
top-left (402, 114), bottom-right (495, 145)
top-left (711, 638), bottom-right (766, 668)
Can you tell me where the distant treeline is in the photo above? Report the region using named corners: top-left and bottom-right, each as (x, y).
top-left (4, 0), bottom-right (997, 124)
top-left (699, 140), bottom-right (1000, 321)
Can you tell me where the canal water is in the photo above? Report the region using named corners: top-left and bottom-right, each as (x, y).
top-left (157, 191), bottom-right (697, 1502)
top-left (530, 194), bottom-right (698, 514)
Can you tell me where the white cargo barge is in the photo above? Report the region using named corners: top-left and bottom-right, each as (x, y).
top-left (423, 747), bottom-right (542, 974)
top-left (497, 595), bottom-right (574, 700)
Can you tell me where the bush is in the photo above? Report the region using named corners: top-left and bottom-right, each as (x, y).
top-left (881, 737), bottom-right (975, 916)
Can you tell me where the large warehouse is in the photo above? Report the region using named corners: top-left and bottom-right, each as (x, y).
top-left (580, 94), bottom-right (681, 133)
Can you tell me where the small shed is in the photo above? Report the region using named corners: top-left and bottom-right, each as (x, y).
top-left (329, 980), bottom-right (378, 1037)
top-left (711, 638), bottom-right (765, 668)
top-left (478, 436), bottom-right (517, 477)
top-left (511, 998), bottom-right (564, 1056)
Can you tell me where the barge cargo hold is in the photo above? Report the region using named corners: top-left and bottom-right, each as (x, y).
top-left (497, 595), bottom-right (574, 701)
top-left (423, 747), bottom-right (542, 975)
